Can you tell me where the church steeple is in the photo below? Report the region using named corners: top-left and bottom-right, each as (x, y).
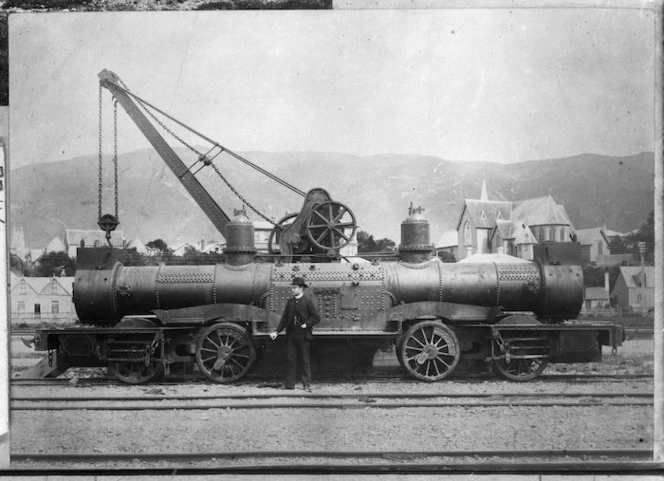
top-left (480, 179), bottom-right (489, 201)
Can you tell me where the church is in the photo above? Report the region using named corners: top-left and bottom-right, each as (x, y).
top-left (452, 181), bottom-right (576, 261)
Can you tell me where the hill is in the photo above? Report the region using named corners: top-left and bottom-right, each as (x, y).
top-left (9, 150), bottom-right (654, 249)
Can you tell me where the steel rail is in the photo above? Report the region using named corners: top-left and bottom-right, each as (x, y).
top-left (10, 372), bottom-right (656, 386)
top-left (9, 448), bottom-right (654, 469)
top-left (10, 391), bottom-right (654, 401)
top-left (11, 398), bottom-right (654, 411)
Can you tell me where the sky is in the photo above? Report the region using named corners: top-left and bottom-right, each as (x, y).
top-left (8, 7), bottom-right (657, 169)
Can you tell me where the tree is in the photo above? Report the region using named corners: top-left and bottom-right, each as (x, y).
top-left (357, 230), bottom-right (395, 253)
top-left (10, 253), bottom-right (30, 276)
top-left (146, 239), bottom-right (169, 255)
top-left (35, 251), bottom-right (76, 277)
top-left (628, 210), bottom-right (654, 244)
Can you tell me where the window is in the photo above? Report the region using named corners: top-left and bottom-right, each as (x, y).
top-left (51, 280), bottom-right (58, 294)
top-left (17, 301), bottom-right (25, 313)
top-left (597, 241), bottom-right (603, 255)
top-left (20, 280), bottom-right (26, 295)
top-left (549, 227), bottom-right (555, 242)
top-left (559, 228), bottom-right (566, 242)
top-left (464, 221), bottom-right (472, 246)
top-left (51, 300), bottom-right (60, 314)
top-left (34, 304), bottom-right (41, 317)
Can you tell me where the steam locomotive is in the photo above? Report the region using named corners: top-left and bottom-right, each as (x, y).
top-left (29, 205), bottom-right (623, 384)
top-left (25, 70), bottom-right (624, 384)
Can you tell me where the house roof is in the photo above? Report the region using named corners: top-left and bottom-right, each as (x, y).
top-left (493, 221), bottom-right (537, 245)
top-left (12, 276), bottom-right (75, 295)
top-left (457, 199), bottom-right (512, 230)
top-left (513, 223), bottom-right (538, 244)
top-left (65, 229), bottom-right (125, 248)
top-left (511, 196), bottom-right (572, 226)
top-left (584, 287), bottom-right (609, 300)
top-left (617, 266), bottom-right (655, 289)
top-left (575, 227), bottom-right (609, 246)
top-left (493, 220), bottom-right (514, 240)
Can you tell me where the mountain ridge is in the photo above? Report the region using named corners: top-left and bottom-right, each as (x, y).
top-left (9, 150), bottom-right (654, 249)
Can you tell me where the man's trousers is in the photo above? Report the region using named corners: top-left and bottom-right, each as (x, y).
top-left (286, 336), bottom-right (311, 388)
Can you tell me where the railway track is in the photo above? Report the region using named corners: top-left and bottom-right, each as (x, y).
top-left (9, 448), bottom-right (657, 472)
top-left (10, 371), bottom-right (655, 387)
top-left (10, 390), bottom-right (653, 410)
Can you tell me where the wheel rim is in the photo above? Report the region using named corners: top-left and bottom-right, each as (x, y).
top-left (107, 342), bottom-right (163, 384)
top-left (196, 322), bottom-right (256, 383)
top-left (494, 357), bottom-right (548, 381)
top-left (493, 315), bottom-right (549, 381)
top-left (399, 321), bottom-right (460, 381)
top-left (306, 201), bottom-right (357, 251)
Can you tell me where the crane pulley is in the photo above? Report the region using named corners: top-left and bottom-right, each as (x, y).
top-left (97, 69), bottom-right (357, 260)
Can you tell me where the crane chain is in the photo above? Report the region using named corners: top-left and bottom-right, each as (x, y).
top-left (98, 83), bottom-right (103, 222)
top-left (113, 99), bottom-right (119, 219)
top-left (208, 162), bottom-right (276, 226)
top-left (114, 75), bottom-right (276, 227)
top-left (97, 83), bottom-right (121, 244)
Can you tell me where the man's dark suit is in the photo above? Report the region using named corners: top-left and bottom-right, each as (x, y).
top-left (275, 294), bottom-right (320, 388)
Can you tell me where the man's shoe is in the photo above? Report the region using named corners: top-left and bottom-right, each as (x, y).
top-left (304, 385), bottom-right (313, 392)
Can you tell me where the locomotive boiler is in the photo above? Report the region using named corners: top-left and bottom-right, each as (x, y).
top-left (27, 70), bottom-right (624, 384)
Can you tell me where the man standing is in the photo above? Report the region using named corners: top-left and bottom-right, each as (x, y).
top-left (270, 277), bottom-right (320, 391)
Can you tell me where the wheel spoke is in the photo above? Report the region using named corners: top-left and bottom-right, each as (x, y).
top-left (332, 207), bottom-right (347, 223)
top-left (315, 229), bottom-right (329, 244)
top-left (408, 335), bottom-right (426, 348)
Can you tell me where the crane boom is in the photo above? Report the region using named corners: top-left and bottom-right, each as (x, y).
top-left (98, 69), bottom-right (231, 238)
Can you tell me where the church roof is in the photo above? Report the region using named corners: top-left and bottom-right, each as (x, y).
top-left (458, 199), bottom-right (512, 230)
top-left (512, 196), bottom-right (572, 226)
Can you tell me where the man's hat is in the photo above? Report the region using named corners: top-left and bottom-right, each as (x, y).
top-left (291, 276), bottom-right (308, 288)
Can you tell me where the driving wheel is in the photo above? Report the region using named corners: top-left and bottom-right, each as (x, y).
top-left (106, 319), bottom-right (163, 384)
top-left (196, 322), bottom-right (256, 383)
top-left (398, 320), bottom-right (460, 381)
top-left (106, 340), bottom-right (163, 384)
top-left (306, 201), bottom-right (357, 251)
top-left (494, 354), bottom-right (548, 381)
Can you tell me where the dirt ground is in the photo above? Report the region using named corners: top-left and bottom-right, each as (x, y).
top-left (6, 338), bottom-right (655, 470)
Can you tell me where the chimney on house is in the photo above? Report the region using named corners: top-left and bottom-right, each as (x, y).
top-left (604, 269), bottom-right (610, 294)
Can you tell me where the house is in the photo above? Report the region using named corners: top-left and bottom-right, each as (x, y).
top-left (44, 234), bottom-right (67, 254)
top-left (10, 273), bottom-right (77, 325)
top-left (171, 242), bottom-right (197, 256)
top-left (64, 229), bottom-right (126, 258)
top-left (610, 266), bottom-right (655, 313)
top-left (575, 227), bottom-right (611, 264)
top-left (455, 181), bottom-right (575, 261)
top-left (254, 220), bottom-right (275, 253)
top-left (582, 287), bottom-right (610, 312)
top-left (125, 236), bottom-right (148, 255)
